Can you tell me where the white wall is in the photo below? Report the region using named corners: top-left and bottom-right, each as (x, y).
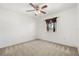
top-left (36, 7), bottom-right (78, 47)
top-left (77, 4), bottom-right (79, 53)
top-left (0, 5), bottom-right (78, 48)
top-left (0, 8), bottom-right (36, 48)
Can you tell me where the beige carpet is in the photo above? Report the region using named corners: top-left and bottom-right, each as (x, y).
top-left (0, 39), bottom-right (78, 56)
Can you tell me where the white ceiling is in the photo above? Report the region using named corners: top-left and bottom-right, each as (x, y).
top-left (0, 3), bottom-right (77, 17)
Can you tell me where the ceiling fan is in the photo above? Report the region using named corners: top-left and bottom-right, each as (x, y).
top-left (26, 3), bottom-right (48, 16)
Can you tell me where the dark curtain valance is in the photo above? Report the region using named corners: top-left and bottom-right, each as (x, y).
top-left (45, 17), bottom-right (57, 23)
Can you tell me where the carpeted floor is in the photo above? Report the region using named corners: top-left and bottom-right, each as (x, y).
top-left (0, 39), bottom-right (79, 56)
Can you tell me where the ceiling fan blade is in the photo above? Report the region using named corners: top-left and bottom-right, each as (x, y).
top-left (26, 10), bottom-right (35, 12)
top-left (29, 3), bottom-right (36, 9)
top-left (40, 11), bottom-right (46, 14)
top-left (41, 5), bottom-right (47, 9)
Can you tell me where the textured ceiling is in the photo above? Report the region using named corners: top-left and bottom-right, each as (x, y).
top-left (0, 3), bottom-right (77, 17)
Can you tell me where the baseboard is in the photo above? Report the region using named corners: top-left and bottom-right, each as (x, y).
top-left (0, 38), bottom-right (78, 52)
top-left (36, 38), bottom-right (77, 48)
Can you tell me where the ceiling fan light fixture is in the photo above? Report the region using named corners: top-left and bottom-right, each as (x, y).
top-left (27, 3), bottom-right (48, 16)
top-left (35, 10), bottom-right (41, 15)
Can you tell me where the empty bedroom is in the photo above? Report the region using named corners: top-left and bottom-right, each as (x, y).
top-left (0, 3), bottom-right (79, 56)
